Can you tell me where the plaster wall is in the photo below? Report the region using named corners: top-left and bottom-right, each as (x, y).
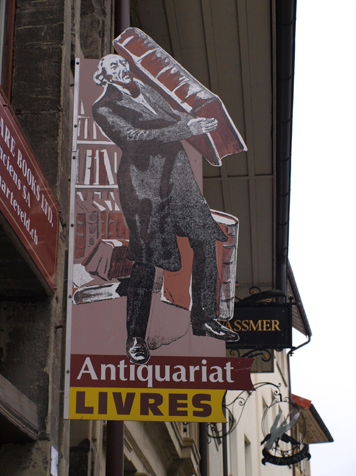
top-left (226, 350), bottom-right (293, 476)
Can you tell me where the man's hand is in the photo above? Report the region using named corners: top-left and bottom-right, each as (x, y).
top-left (187, 117), bottom-right (218, 136)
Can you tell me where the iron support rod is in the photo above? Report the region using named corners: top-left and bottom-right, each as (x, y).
top-left (114, 0), bottom-right (130, 37)
top-left (106, 421), bottom-right (125, 476)
top-left (222, 395), bottom-right (228, 476)
top-left (199, 423), bottom-right (208, 476)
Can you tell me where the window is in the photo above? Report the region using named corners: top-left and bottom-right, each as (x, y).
top-left (0, 0), bottom-right (6, 75)
top-left (262, 397), bottom-right (268, 432)
top-left (228, 417), bottom-right (238, 476)
top-left (0, 0), bottom-right (15, 99)
top-left (244, 436), bottom-right (252, 476)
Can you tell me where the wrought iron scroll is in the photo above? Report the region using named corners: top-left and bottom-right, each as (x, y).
top-left (235, 285), bottom-right (287, 303)
top-left (226, 348), bottom-right (273, 361)
top-left (207, 382), bottom-right (283, 441)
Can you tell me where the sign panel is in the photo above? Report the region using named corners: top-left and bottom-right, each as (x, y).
top-left (0, 89), bottom-right (60, 291)
top-left (226, 303), bottom-right (292, 350)
top-left (69, 355), bottom-right (253, 421)
top-left (65, 29), bottom-right (250, 422)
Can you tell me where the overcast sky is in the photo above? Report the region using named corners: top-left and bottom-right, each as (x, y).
top-left (289, 1), bottom-right (356, 474)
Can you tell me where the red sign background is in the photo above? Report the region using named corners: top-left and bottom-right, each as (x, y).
top-left (71, 354), bottom-right (255, 390)
top-left (0, 90), bottom-right (60, 291)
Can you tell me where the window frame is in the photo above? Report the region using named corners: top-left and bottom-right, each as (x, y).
top-left (1, 0), bottom-right (15, 100)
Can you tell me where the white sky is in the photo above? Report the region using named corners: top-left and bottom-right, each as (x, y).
top-left (289, 0), bottom-right (356, 474)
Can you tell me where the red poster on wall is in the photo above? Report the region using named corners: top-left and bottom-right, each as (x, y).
top-left (65, 29), bottom-right (251, 422)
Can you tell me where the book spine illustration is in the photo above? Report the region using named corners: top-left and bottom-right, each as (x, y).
top-left (74, 212), bottom-right (86, 260)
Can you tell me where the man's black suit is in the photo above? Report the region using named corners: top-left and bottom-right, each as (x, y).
top-left (92, 81), bottom-right (228, 354)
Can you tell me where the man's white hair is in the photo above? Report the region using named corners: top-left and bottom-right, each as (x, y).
top-left (93, 54), bottom-right (127, 86)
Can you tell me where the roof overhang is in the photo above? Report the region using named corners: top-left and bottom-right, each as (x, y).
top-left (292, 394), bottom-right (333, 444)
top-left (132, 0), bottom-right (296, 296)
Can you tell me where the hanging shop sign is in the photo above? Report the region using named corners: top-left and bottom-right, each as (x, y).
top-left (65, 28), bottom-right (250, 422)
top-left (0, 89), bottom-right (60, 292)
top-left (261, 398), bottom-right (311, 466)
top-left (225, 303), bottom-right (292, 351)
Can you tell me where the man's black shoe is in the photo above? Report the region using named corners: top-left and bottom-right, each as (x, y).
top-left (192, 320), bottom-right (239, 341)
top-left (126, 337), bottom-right (150, 364)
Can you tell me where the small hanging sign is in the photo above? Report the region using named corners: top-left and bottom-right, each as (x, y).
top-left (261, 398), bottom-right (311, 466)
